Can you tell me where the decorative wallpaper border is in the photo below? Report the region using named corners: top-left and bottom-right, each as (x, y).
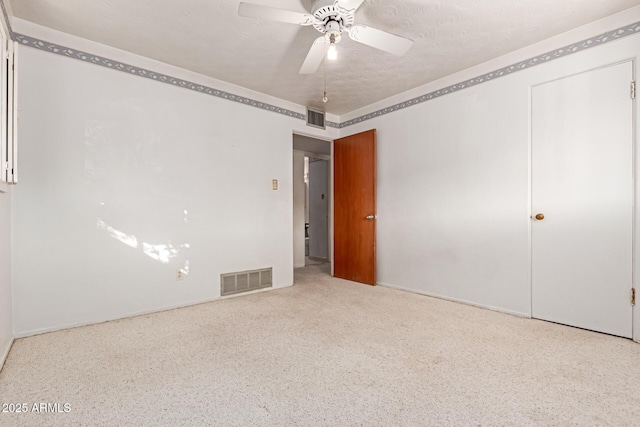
top-left (339, 20), bottom-right (640, 128)
top-left (13, 33), bottom-right (307, 122)
top-left (8, 16), bottom-right (640, 130)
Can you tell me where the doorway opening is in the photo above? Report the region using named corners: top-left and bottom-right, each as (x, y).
top-left (293, 133), bottom-right (332, 274)
top-left (305, 156), bottom-right (329, 267)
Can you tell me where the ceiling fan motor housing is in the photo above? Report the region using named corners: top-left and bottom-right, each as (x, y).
top-left (310, 0), bottom-right (355, 41)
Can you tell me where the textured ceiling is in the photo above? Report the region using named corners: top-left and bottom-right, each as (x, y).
top-left (9, 0), bottom-right (640, 115)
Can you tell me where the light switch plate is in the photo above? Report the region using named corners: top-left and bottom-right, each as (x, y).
top-left (272, 179), bottom-right (278, 190)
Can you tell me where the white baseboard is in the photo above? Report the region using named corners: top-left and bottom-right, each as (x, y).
top-left (377, 281), bottom-right (530, 319)
top-left (0, 337), bottom-right (14, 373)
top-left (15, 283), bottom-right (293, 339)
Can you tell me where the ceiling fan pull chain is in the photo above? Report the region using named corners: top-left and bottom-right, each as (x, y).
top-left (323, 45), bottom-right (328, 103)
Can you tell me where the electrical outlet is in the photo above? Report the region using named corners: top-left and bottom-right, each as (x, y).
top-left (176, 269), bottom-right (185, 281)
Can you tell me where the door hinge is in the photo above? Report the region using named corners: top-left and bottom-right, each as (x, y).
top-left (631, 81), bottom-right (636, 99)
top-left (632, 288), bottom-right (636, 306)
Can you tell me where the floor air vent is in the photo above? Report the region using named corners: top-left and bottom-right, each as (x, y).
top-left (307, 108), bottom-right (325, 130)
top-left (221, 268), bottom-right (272, 296)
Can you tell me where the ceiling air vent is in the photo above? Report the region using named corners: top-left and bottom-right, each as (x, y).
top-left (307, 108), bottom-right (325, 130)
top-left (221, 267), bottom-right (273, 297)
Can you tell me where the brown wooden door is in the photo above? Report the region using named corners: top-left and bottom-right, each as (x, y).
top-left (334, 129), bottom-right (376, 285)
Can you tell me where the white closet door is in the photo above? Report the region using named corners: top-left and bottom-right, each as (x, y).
top-left (531, 61), bottom-right (634, 338)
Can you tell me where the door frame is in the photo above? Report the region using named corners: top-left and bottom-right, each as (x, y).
top-left (292, 131), bottom-right (334, 274)
top-left (528, 59), bottom-right (637, 340)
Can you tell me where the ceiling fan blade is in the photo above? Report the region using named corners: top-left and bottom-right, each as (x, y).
top-left (348, 24), bottom-right (413, 56)
top-left (335, 0), bottom-right (365, 12)
top-left (299, 37), bottom-right (326, 74)
top-left (238, 2), bottom-right (316, 25)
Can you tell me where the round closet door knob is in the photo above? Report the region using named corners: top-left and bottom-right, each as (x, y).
top-left (535, 213), bottom-right (545, 221)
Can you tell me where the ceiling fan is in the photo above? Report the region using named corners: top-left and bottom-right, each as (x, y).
top-left (238, 0), bottom-right (414, 74)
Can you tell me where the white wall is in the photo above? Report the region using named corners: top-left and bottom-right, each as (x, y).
top-left (11, 37), bottom-right (334, 336)
top-left (0, 186), bottom-right (12, 368)
top-left (341, 20), bottom-right (640, 325)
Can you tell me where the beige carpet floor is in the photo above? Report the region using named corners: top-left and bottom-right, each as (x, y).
top-left (1, 264), bottom-right (639, 426)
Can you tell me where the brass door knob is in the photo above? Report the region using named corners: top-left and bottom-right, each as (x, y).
top-left (535, 213), bottom-right (545, 220)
